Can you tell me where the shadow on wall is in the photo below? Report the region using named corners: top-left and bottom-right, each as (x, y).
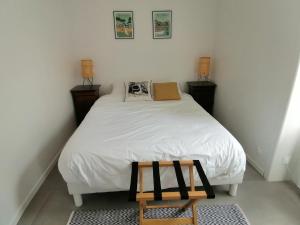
top-left (16, 115), bottom-right (76, 218)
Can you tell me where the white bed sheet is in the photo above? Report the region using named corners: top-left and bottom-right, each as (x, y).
top-left (58, 94), bottom-right (246, 192)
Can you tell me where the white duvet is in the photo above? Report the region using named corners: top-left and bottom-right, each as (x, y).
top-left (58, 94), bottom-right (246, 192)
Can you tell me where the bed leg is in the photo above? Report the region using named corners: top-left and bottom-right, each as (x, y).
top-left (73, 194), bottom-right (83, 207)
top-left (229, 184), bottom-right (238, 196)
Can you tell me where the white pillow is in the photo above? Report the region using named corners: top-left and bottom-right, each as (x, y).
top-left (125, 81), bottom-right (152, 102)
top-left (112, 82), bottom-right (125, 95)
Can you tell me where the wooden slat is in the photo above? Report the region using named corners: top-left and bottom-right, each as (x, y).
top-left (138, 160), bottom-right (194, 168)
top-left (136, 191), bottom-right (207, 201)
top-left (143, 217), bottom-right (193, 225)
top-left (145, 204), bottom-right (184, 209)
top-left (192, 203), bottom-right (198, 225)
top-left (139, 167), bottom-right (144, 193)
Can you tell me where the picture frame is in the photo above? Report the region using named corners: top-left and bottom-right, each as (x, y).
top-left (152, 10), bottom-right (172, 39)
top-left (113, 11), bottom-right (134, 39)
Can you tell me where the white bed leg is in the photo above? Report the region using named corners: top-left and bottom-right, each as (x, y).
top-left (229, 184), bottom-right (238, 196)
top-left (73, 194), bottom-right (83, 207)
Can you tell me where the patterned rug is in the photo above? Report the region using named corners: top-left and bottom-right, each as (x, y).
top-left (67, 204), bottom-right (250, 225)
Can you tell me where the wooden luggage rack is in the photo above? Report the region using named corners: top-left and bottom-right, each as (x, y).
top-left (129, 160), bottom-right (215, 225)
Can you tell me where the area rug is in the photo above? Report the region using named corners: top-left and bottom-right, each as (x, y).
top-left (67, 204), bottom-right (250, 225)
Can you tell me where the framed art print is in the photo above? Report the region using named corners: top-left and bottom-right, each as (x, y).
top-left (113, 11), bottom-right (134, 39)
top-left (152, 10), bottom-right (172, 39)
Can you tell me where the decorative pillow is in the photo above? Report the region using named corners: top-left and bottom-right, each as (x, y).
top-left (153, 82), bottom-right (181, 101)
top-left (125, 81), bottom-right (152, 102)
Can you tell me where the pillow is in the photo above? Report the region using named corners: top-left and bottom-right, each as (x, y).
top-left (153, 82), bottom-right (181, 101)
top-left (151, 81), bottom-right (183, 96)
top-left (111, 82), bottom-right (125, 95)
top-left (111, 82), bottom-right (126, 102)
top-left (125, 81), bottom-right (152, 102)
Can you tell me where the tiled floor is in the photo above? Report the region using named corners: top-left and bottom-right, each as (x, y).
top-left (17, 164), bottom-right (300, 225)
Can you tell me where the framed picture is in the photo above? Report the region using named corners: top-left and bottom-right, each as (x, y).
top-left (113, 11), bottom-right (134, 39)
top-left (152, 10), bottom-right (172, 39)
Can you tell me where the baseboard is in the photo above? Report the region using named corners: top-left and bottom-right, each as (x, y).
top-left (246, 154), bottom-right (265, 177)
top-left (9, 151), bottom-right (61, 225)
top-left (66, 211), bottom-right (75, 225)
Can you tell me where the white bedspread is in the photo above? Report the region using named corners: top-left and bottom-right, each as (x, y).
top-left (58, 94), bottom-right (246, 192)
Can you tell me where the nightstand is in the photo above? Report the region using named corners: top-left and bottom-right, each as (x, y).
top-left (71, 85), bottom-right (101, 126)
top-left (187, 81), bottom-right (216, 115)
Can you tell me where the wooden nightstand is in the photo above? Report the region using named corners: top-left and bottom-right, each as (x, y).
top-left (187, 81), bottom-right (216, 115)
top-left (71, 85), bottom-right (101, 126)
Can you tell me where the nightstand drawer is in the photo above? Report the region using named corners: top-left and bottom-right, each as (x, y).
top-left (73, 95), bottom-right (98, 123)
top-left (74, 94), bottom-right (99, 106)
top-left (190, 88), bottom-right (213, 98)
top-left (72, 90), bottom-right (98, 97)
top-left (71, 85), bottom-right (101, 126)
top-left (187, 81), bottom-right (216, 115)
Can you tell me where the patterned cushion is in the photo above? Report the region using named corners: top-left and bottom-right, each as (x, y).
top-left (125, 81), bottom-right (152, 102)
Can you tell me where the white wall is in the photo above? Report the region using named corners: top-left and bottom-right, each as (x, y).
top-left (0, 1), bottom-right (76, 225)
top-left (67, 0), bottom-right (217, 93)
top-left (213, 0), bottom-right (300, 180)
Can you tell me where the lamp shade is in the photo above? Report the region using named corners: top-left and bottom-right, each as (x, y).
top-left (81, 59), bottom-right (94, 79)
top-left (198, 57), bottom-right (211, 77)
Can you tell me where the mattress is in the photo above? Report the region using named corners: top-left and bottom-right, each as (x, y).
top-left (58, 94), bottom-right (246, 192)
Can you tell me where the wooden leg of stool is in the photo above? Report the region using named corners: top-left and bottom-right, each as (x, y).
top-left (139, 167), bottom-right (144, 225)
top-left (183, 199), bottom-right (198, 210)
top-left (139, 201), bottom-right (144, 225)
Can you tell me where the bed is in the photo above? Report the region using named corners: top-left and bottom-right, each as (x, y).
top-left (58, 93), bottom-right (246, 207)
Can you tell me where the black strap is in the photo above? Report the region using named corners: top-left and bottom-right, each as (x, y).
top-left (193, 160), bottom-right (215, 199)
top-left (173, 161), bottom-right (189, 200)
top-left (152, 161), bottom-right (162, 200)
top-left (128, 161), bottom-right (138, 201)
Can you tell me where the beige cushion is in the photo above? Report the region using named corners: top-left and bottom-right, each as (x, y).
top-left (153, 82), bottom-right (181, 101)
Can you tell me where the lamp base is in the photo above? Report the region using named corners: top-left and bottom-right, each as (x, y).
top-left (82, 77), bottom-right (93, 86)
top-left (198, 75), bottom-right (209, 81)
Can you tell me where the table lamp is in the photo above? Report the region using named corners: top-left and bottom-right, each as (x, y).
top-left (81, 59), bottom-right (94, 86)
top-left (198, 57), bottom-right (211, 81)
